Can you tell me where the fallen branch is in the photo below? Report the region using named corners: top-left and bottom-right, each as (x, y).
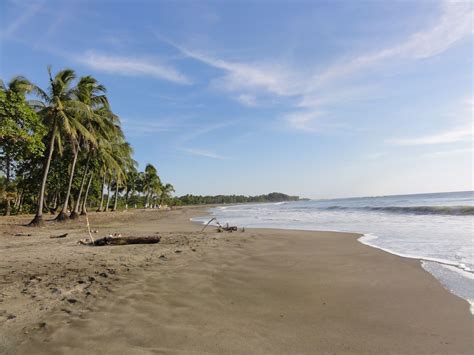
top-left (201, 217), bottom-right (218, 232)
top-left (79, 235), bottom-right (161, 246)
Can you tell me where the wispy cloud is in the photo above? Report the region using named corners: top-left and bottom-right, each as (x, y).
top-left (0, 1), bottom-right (43, 38)
top-left (156, 34), bottom-right (298, 97)
top-left (312, 0), bottom-right (473, 86)
top-left (423, 147), bottom-right (473, 158)
top-left (388, 124), bottom-right (472, 145)
top-left (76, 51), bottom-right (192, 85)
top-left (182, 148), bottom-right (228, 160)
top-left (157, 1), bottom-right (472, 133)
top-left (284, 111), bottom-right (324, 132)
top-left (121, 117), bottom-right (179, 136)
top-left (236, 94), bottom-right (258, 107)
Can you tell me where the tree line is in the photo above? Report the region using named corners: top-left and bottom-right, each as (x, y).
top-left (172, 192), bottom-right (300, 205)
top-left (0, 68), bottom-right (174, 224)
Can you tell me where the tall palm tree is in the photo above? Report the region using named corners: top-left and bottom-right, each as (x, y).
top-left (29, 67), bottom-right (93, 226)
top-left (70, 76), bottom-right (109, 219)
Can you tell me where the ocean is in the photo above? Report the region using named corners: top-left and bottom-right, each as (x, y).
top-left (193, 191), bottom-right (474, 313)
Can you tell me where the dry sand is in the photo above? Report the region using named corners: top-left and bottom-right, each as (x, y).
top-left (0, 207), bottom-right (472, 354)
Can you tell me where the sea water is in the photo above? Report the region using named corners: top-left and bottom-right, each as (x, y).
top-left (193, 191), bottom-right (474, 314)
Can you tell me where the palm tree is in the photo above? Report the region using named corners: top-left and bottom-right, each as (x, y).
top-left (124, 166), bottom-right (139, 209)
top-left (70, 76), bottom-right (109, 219)
top-left (159, 183), bottom-right (175, 207)
top-left (29, 67), bottom-right (93, 226)
top-left (143, 164), bottom-right (158, 208)
top-left (0, 76), bottom-right (34, 96)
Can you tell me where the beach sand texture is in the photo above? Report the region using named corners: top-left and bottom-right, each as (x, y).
top-left (1, 207), bottom-right (473, 354)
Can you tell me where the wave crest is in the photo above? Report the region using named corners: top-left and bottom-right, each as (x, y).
top-left (327, 205), bottom-right (474, 216)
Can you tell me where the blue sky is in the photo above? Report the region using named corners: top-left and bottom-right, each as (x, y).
top-left (0, 0), bottom-right (472, 198)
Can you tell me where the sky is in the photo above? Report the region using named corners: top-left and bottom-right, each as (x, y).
top-left (0, 0), bottom-right (473, 199)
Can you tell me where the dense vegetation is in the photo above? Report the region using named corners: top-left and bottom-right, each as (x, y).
top-left (172, 192), bottom-right (300, 205)
top-left (0, 69), bottom-right (174, 223)
top-left (0, 68), bottom-right (301, 222)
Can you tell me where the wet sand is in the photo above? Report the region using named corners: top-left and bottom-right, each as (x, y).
top-left (0, 207), bottom-right (472, 354)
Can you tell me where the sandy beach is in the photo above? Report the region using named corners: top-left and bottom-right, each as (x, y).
top-left (0, 207), bottom-right (472, 354)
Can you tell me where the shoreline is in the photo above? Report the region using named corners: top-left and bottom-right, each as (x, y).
top-left (1, 207), bottom-right (473, 353)
top-left (195, 204), bottom-right (474, 315)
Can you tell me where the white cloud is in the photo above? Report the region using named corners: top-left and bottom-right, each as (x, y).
top-left (77, 51), bottom-right (191, 85)
top-left (182, 148), bottom-right (228, 160)
top-left (389, 124), bottom-right (473, 145)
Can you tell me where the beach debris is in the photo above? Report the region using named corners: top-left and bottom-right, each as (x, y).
top-left (14, 233), bottom-right (32, 237)
top-left (201, 218), bottom-right (238, 233)
top-left (218, 223), bottom-right (238, 232)
top-left (50, 233), bottom-right (68, 239)
top-left (78, 234), bottom-right (161, 246)
top-left (201, 217), bottom-right (217, 232)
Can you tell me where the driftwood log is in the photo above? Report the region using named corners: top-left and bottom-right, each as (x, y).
top-left (218, 223), bottom-right (238, 232)
top-left (79, 235), bottom-right (161, 246)
top-left (50, 233), bottom-right (68, 239)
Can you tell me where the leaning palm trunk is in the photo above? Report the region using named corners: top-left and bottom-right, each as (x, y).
top-left (71, 154), bottom-right (90, 219)
top-left (56, 145), bottom-right (79, 222)
top-left (105, 177), bottom-right (112, 212)
top-left (29, 130), bottom-right (56, 226)
top-left (97, 173), bottom-right (106, 212)
top-left (81, 172), bottom-right (93, 215)
top-left (112, 179), bottom-right (119, 211)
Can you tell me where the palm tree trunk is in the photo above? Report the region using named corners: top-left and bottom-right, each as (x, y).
top-left (124, 188), bottom-right (130, 210)
top-left (81, 172), bottom-right (93, 215)
top-left (18, 194), bottom-right (24, 213)
top-left (14, 191), bottom-right (21, 208)
top-left (56, 145), bottom-right (79, 222)
top-left (4, 155), bottom-right (11, 216)
top-left (29, 130), bottom-right (56, 226)
top-left (112, 178), bottom-right (119, 211)
top-left (51, 191), bottom-right (58, 214)
top-left (105, 176), bottom-right (112, 212)
top-left (71, 154), bottom-right (90, 219)
top-left (145, 189), bottom-right (150, 208)
top-left (97, 173), bottom-right (106, 212)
